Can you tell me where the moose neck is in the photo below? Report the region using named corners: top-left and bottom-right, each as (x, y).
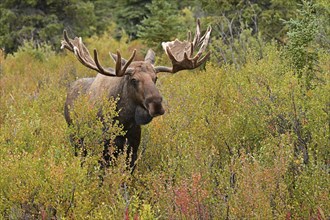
top-left (116, 76), bottom-right (138, 127)
top-left (89, 74), bottom-right (138, 129)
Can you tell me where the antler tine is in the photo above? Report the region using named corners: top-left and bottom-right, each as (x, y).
top-left (165, 46), bottom-right (178, 63)
top-left (74, 37), bottom-right (115, 76)
top-left (93, 49), bottom-right (116, 76)
top-left (194, 25), bottom-right (212, 61)
top-left (109, 53), bottom-right (125, 66)
top-left (61, 30), bottom-right (137, 77)
top-left (198, 25), bottom-right (212, 45)
top-left (109, 50), bottom-right (136, 76)
top-left (61, 30), bottom-right (74, 52)
top-left (196, 51), bottom-right (211, 67)
top-left (72, 39), bottom-right (99, 72)
top-left (190, 42), bottom-right (194, 57)
top-left (192, 19), bottom-right (201, 47)
top-left (121, 49), bottom-right (136, 76)
top-left (155, 19), bottom-right (212, 74)
top-left (76, 37), bottom-right (100, 71)
top-left (62, 30), bottom-right (110, 74)
top-left (187, 31), bottom-right (192, 42)
top-left (115, 50), bottom-right (122, 76)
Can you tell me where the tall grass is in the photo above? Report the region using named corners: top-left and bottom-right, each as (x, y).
top-left (0, 34), bottom-right (329, 219)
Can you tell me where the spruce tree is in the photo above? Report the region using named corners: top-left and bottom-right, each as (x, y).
top-left (0, 0), bottom-right (111, 54)
top-left (112, 0), bottom-right (152, 40)
top-left (137, 0), bottom-right (181, 49)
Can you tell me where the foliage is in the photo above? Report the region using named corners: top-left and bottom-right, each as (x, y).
top-left (13, 40), bottom-right (55, 62)
top-left (199, 0), bottom-right (295, 67)
top-left (0, 1), bottom-right (329, 219)
top-left (314, 0), bottom-right (330, 49)
top-left (137, 0), bottom-right (182, 50)
top-left (1, 29), bottom-right (329, 219)
top-left (0, 37), bottom-right (152, 219)
top-left (199, 0), bottom-right (300, 42)
top-left (67, 94), bottom-right (125, 168)
top-left (109, 0), bottom-right (194, 41)
top-left (285, 0), bottom-right (321, 89)
top-left (139, 43), bottom-right (329, 218)
top-left (110, 0), bottom-right (152, 40)
top-left (209, 21), bottom-right (264, 68)
top-left (0, 0), bottom-right (112, 54)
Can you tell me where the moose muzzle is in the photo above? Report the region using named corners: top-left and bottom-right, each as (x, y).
top-left (145, 96), bottom-right (165, 117)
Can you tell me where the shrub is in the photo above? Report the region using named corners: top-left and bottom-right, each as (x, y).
top-left (0, 34), bottom-right (329, 219)
top-left (285, 0), bottom-right (320, 89)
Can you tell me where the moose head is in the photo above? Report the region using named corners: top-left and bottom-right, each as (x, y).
top-left (62, 19), bottom-right (212, 169)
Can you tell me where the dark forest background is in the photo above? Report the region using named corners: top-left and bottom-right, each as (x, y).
top-left (1, 0), bottom-right (329, 54)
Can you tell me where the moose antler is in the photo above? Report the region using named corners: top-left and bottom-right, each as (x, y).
top-left (155, 19), bottom-right (212, 73)
top-left (61, 30), bottom-right (136, 77)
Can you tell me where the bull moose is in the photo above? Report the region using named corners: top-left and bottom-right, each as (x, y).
top-left (62, 19), bottom-right (212, 170)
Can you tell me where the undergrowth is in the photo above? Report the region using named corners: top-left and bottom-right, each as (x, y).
top-left (0, 32), bottom-right (329, 219)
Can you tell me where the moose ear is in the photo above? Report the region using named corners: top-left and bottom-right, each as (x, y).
top-left (144, 49), bottom-right (156, 64)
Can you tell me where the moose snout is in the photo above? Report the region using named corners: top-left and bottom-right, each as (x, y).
top-left (145, 96), bottom-right (165, 117)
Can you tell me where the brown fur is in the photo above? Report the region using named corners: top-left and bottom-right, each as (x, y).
top-left (65, 57), bottom-right (164, 170)
top-left (63, 20), bottom-right (211, 171)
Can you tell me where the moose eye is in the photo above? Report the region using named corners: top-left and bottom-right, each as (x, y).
top-left (131, 78), bottom-right (139, 86)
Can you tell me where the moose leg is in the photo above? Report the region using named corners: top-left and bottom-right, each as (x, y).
top-left (100, 136), bottom-right (126, 169)
top-left (126, 125), bottom-right (141, 172)
top-left (100, 125), bottom-right (141, 171)
top-left (69, 133), bottom-right (87, 158)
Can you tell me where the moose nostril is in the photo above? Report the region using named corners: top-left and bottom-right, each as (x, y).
top-left (146, 97), bottom-right (165, 117)
top-left (146, 96), bottom-right (163, 105)
top-left (148, 104), bottom-right (165, 117)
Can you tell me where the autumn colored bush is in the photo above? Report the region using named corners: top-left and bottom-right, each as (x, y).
top-left (0, 31), bottom-right (329, 220)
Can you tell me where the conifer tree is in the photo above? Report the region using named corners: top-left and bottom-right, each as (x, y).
top-left (0, 0), bottom-right (111, 54)
top-left (137, 0), bottom-right (181, 49)
top-left (111, 0), bottom-right (152, 40)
